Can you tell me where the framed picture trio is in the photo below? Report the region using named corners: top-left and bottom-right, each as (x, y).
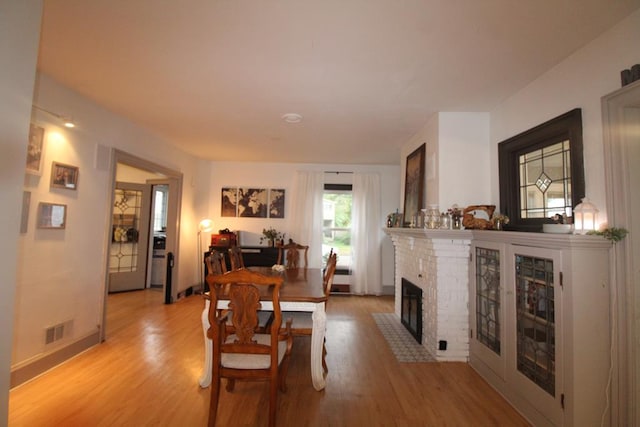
top-left (221, 188), bottom-right (285, 218)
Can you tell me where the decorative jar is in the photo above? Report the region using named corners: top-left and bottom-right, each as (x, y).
top-left (425, 206), bottom-right (440, 229)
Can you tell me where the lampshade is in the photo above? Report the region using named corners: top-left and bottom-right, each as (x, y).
top-left (573, 198), bottom-right (598, 234)
top-left (198, 218), bottom-right (214, 233)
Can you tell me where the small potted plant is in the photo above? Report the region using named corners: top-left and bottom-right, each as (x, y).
top-left (448, 206), bottom-right (463, 229)
top-left (260, 227), bottom-right (284, 247)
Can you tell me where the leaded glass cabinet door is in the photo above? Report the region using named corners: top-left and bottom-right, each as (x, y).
top-left (507, 245), bottom-right (563, 426)
top-left (470, 241), bottom-right (506, 379)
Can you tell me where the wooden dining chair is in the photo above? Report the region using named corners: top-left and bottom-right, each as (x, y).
top-left (227, 246), bottom-right (245, 270)
top-left (324, 248), bottom-right (334, 281)
top-left (205, 250), bottom-right (227, 276)
top-left (206, 269), bottom-right (293, 427)
top-left (277, 239), bottom-right (309, 269)
top-left (206, 250), bottom-right (271, 332)
top-left (282, 252), bottom-right (337, 374)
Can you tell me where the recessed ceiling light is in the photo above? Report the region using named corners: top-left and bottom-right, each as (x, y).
top-left (281, 113), bottom-right (303, 124)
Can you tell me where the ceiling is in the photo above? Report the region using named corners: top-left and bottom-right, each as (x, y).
top-left (37, 0), bottom-right (640, 165)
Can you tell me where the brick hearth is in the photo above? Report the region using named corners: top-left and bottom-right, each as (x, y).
top-left (386, 228), bottom-right (472, 361)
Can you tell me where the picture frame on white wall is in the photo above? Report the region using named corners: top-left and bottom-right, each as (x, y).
top-left (37, 202), bottom-right (67, 229)
top-left (238, 188), bottom-right (267, 218)
top-left (20, 191), bottom-right (31, 233)
top-left (50, 162), bottom-right (79, 190)
top-left (26, 123), bottom-right (45, 175)
top-left (403, 143), bottom-right (425, 227)
top-left (268, 189), bottom-right (285, 218)
top-left (221, 187), bottom-right (238, 217)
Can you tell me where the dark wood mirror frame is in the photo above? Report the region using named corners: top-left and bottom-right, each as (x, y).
top-left (498, 108), bottom-right (585, 232)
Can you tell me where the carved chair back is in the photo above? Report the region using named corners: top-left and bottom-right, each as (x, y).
top-left (228, 246), bottom-right (245, 270)
top-left (277, 240), bottom-right (309, 269)
top-left (205, 269), bottom-right (292, 427)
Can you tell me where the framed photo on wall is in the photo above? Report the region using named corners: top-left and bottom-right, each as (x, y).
top-left (20, 191), bottom-right (31, 233)
top-left (238, 188), bottom-right (268, 218)
top-left (221, 187), bottom-right (238, 217)
top-left (403, 143), bottom-right (426, 226)
top-left (37, 202), bottom-right (67, 229)
top-left (51, 162), bottom-right (79, 190)
top-left (269, 189), bottom-right (285, 218)
top-left (26, 124), bottom-right (45, 175)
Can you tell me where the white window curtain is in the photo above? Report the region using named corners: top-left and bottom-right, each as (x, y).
top-left (351, 172), bottom-right (382, 295)
top-left (290, 171), bottom-right (324, 268)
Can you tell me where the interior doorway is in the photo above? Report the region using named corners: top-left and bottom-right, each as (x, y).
top-left (102, 150), bottom-right (183, 341)
top-left (602, 79), bottom-right (640, 426)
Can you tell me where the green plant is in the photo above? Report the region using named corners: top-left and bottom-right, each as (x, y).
top-left (587, 227), bottom-right (629, 242)
top-left (260, 227), bottom-right (284, 244)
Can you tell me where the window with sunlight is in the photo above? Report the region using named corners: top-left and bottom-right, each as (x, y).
top-left (323, 184), bottom-right (352, 271)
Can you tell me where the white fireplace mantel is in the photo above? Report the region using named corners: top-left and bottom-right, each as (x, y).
top-left (385, 228), bottom-right (473, 361)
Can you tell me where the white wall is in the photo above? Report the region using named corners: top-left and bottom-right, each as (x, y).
top-left (489, 9), bottom-right (640, 225)
top-left (0, 1), bottom-right (43, 421)
top-left (438, 113), bottom-right (491, 210)
top-left (400, 112), bottom-right (491, 214)
top-left (206, 161), bottom-right (400, 289)
top-left (11, 74), bottom-right (210, 370)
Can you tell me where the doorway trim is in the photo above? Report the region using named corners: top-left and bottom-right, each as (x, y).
top-left (101, 149), bottom-right (183, 341)
top-left (602, 79), bottom-right (640, 426)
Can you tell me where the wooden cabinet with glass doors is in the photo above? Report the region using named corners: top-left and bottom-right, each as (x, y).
top-left (469, 233), bottom-right (611, 427)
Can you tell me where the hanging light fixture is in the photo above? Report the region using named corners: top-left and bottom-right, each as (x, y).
top-left (32, 105), bottom-right (76, 128)
top-left (573, 198), bottom-right (598, 234)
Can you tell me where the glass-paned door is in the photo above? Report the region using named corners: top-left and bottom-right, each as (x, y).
top-left (476, 247), bottom-right (501, 354)
top-left (515, 254), bottom-right (556, 395)
top-left (506, 245), bottom-right (562, 426)
top-left (470, 241), bottom-right (506, 379)
top-left (108, 182), bottom-right (151, 292)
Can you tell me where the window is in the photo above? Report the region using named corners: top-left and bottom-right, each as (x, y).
top-left (498, 109), bottom-right (585, 232)
top-left (323, 184), bottom-right (352, 271)
top-left (153, 185), bottom-right (169, 232)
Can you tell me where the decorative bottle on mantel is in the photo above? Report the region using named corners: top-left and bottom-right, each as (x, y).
top-left (440, 212), bottom-right (451, 229)
top-left (426, 206), bottom-right (440, 229)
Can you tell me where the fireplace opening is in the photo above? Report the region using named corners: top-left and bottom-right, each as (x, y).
top-left (401, 278), bottom-right (423, 344)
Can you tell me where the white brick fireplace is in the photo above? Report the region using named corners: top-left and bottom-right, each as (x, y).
top-left (385, 228), bottom-right (472, 361)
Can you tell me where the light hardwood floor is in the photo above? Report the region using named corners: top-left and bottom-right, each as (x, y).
top-left (9, 290), bottom-right (530, 426)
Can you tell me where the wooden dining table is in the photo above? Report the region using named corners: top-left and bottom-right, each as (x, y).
top-left (198, 267), bottom-right (328, 391)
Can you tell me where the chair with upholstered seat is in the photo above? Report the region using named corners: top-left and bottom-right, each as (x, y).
top-left (277, 239), bottom-right (309, 269)
top-left (283, 252), bottom-right (337, 374)
top-left (228, 246), bottom-right (245, 270)
top-left (206, 269), bottom-right (293, 427)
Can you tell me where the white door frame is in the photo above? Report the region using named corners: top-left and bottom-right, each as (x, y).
top-left (101, 149), bottom-right (183, 341)
top-left (602, 79), bottom-right (640, 426)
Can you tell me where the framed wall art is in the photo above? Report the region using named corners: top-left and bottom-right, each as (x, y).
top-left (221, 187), bottom-right (238, 217)
top-left (268, 189), bottom-right (285, 218)
top-left (37, 202), bottom-right (67, 229)
top-left (20, 191), bottom-right (31, 233)
top-left (26, 124), bottom-right (45, 175)
top-left (402, 143), bottom-right (426, 226)
top-left (51, 162), bottom-right (79, 190)
top-left (238, 188), bottom-right (268, 218)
